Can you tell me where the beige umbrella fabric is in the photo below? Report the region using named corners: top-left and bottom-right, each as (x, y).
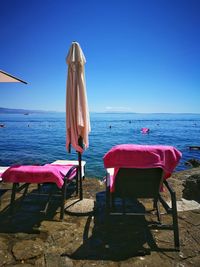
top-left (66, 42), bottom-right (91, 153)
top-left (66, 42), bottom-right (91, 201)
top-left (0, 70), bottom-right (27, 84)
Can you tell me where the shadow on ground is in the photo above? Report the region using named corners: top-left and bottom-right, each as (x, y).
top-left (0, 182), bottom-right (77, 233)
top-left (69, 191), bottom-right (175, 261)
top-left (0, 181), bottom-right (180, 263)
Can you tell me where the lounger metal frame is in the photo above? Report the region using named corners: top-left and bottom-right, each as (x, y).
top-left (105, 168), bottom-right (180, 250)
top-left (9, 165), bottom-right (79, 220)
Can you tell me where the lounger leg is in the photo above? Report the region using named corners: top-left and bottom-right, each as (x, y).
top-left (163, 180), bottom-right (180, 250)
top-left (105, 186), bottom-right (111, 247)
top-left (171, 192), bottom-right (180, 250)
top-left (37, 184), bottom-right (41, 193)
top-left (10, 183), bottom-right (18, 215)
top-left (76, 173), bottom-right (78, 196)
top-left (153, 198), bottom-right (157, 209)
top-left (106, 184), bottom-right (111, 217)
top-left (111, 194), bottom-right (115, 210)
top-left (153, 198), bottom-right (161, 223)
top-left (41, 185), bottom-right (55, 215)
top-left (122, 197), bottom-right (126, 215)
top-left (22, 183), bottom-right (29, 199)
top-left (60, 179), bottom-right (67, 220)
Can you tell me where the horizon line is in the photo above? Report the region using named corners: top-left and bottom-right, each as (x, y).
top-left (0, 107), bottom-right (200, 115)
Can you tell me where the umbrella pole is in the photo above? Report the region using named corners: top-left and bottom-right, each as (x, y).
top-left (78, 151), bottom-right (83, 200)
top-left (78, 137), bottom-right (83, 200)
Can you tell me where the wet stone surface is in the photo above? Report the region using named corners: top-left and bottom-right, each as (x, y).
top-left (0, 168), bottom-right (200, 266)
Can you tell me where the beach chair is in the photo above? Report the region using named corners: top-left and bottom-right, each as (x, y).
top-left (1, 163), bottom-right (80, 220)
top-left (103, 144), bottom-right (182, 250)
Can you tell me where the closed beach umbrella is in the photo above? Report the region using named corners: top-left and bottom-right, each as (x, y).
top-left (66, 41), bottom-right (91, 199)
top-left (0, 70), bottom-right (27, 84)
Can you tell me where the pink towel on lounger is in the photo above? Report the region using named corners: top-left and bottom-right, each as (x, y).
top-left (1, 164), bottom-right (77, 188)
top-left (103, 144), bottom-right (182, 192)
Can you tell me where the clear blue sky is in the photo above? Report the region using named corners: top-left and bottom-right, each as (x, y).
top-left (0, 0), bottom-right (199, 113)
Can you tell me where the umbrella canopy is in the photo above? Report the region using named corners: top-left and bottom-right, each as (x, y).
top-left (0, 70), bottom-right (27, 84)
top-left (66, 42), bottom-right (91, 153)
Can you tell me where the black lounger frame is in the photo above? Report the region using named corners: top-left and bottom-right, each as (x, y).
top-left (105, 168), bottom-right (180, 250)
top-left (9, 165), bottom-right (79, 220)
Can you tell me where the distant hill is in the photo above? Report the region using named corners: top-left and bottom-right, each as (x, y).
top-left (0, 107), bottom-right (47, 114)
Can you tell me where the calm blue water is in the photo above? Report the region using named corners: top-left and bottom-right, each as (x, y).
top-left (0, 112), bottom-right (200, 179)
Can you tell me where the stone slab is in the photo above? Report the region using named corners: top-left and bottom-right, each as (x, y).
top-left (65, 198), bottom-right (94, 215)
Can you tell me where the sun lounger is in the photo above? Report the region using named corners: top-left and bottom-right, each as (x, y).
top-left (103, 144), bottom-right (182, 250)
top-left (51, 160), bottom-right (86, 179)
top-left (1, 164), bottom-right (79, 220)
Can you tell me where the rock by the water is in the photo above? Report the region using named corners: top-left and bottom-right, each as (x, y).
top-left (182, 174), bottom-right (200, 202)
top-left (185, 158), bottom-right (200, 168)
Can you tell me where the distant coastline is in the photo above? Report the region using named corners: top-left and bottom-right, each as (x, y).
top-left (0, 107), bottom-right (200, 115)
top-left (0, 107), bottom-right (51, 114)
top-left (92, 112), bottom-right (200, 115)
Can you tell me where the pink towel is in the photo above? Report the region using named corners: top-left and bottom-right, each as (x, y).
top-left (1, 164), bottom-right (77, 189)
top-left (103, 144), bottom-right (182, 192)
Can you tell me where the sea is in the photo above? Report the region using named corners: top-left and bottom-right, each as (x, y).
top-left (0, 112), bottom-right (200, 179)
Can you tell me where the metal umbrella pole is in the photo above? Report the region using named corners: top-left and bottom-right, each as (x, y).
top-left (78, 137), bottom-right (83, 200)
